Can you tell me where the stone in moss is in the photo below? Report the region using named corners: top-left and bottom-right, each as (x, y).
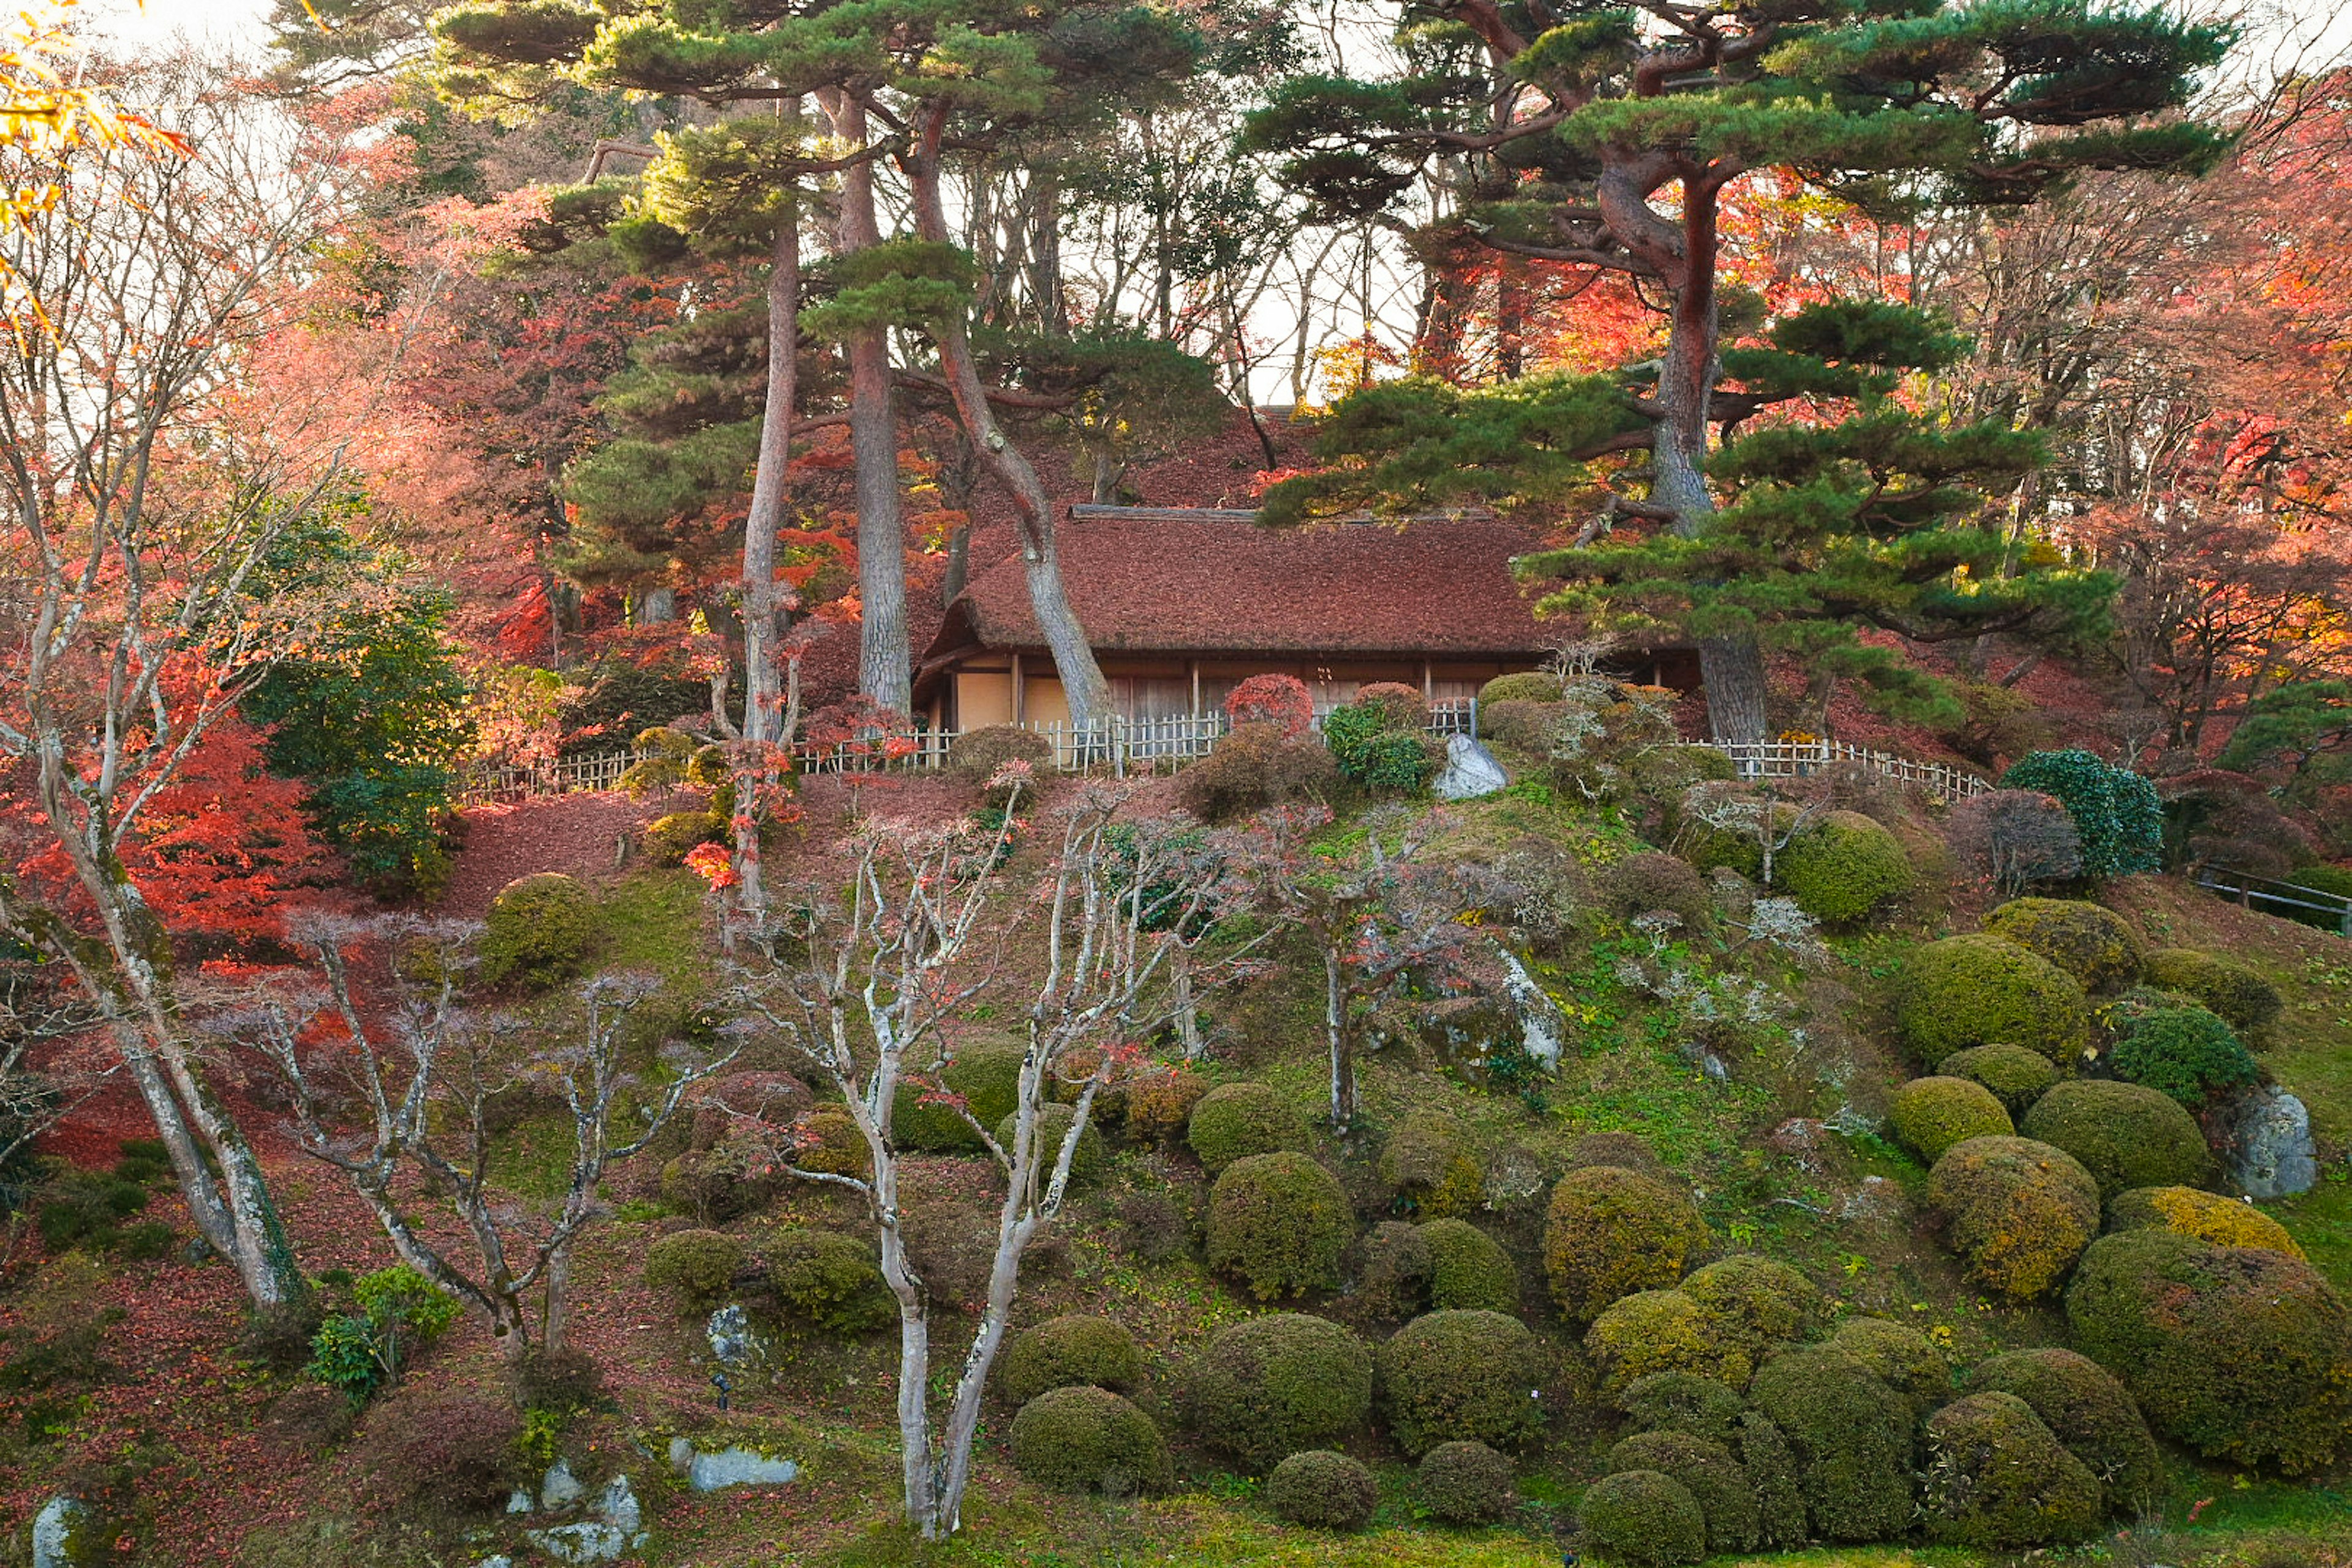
top-left (1584, 1291), bottom-right (1749, 1397)
top-left (1888, 1076), bottom-right (2015, 1164)
top-left (1576, 1469), bottom-right (1705, 1568)
top-left (1265, 1450), bottom-right (1378, 1531)
top-left (1828, 1316), bottom-right (1949, 1409)
top-left (2141, 948), bottom-right (2283, 1036)
top-left (1205, 1151), bottom-right (1353, 1300)
top-left (1967, 1348), bottom-right (2162, 1515)
top-left (1419, 1218), bottom-right (1518, 1313)
top-left (1616, 1371), bottom-right (1745, 1447)
top-left (1182, 1313), bottom-right (1372, 1472)
top-left (1606, 1430), bottom-right (1759, 1554)
top-left (2106, 1184), bottom-right (2303, 1258)
top-left (1981, 898), bottom-right (2144, 993)
top-left (997, 1314), bottom-right (1144, 1409)
top-left (2019, 1079), bottom-right (2215, 1199)
top-left (1006, 1385), bottom-right (1170, 1496)
top-left (1186, 1081), bottom-right (1304, 1172)
top-left (1937, 1044), bottom-right (2060, 1117)
top-left (1921, 1391), bottom-right (2101, 1550)
top-left (1378, 1113), bottom-right (1483, 1216)
top-left (1542, 1165), bottom-right (1708, 1323)
top-left (1779, 810), bottom-right (1917, 925)
top-left (1925, 1135), bottom-right (2102, 1300)
top-left (1678, 1254), bottom-right (1819, 1353)
top-left (1376, 1309), bottom-right (1545, 1457)
top-left (1747, 1348), bottom-right (1918, 1543)
top-left (1414, 1441), bottom-right (1518, 1526)
top-left (1896, 933), bottom-right (2089, 1067)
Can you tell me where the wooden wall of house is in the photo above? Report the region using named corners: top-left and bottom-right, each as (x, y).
top-left (942, 654), bottom-right (1540, 729)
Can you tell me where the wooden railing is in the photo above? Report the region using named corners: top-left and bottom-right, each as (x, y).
top-left (457, 748), bottom-right (633, 806)
top-left (2195, 864), bottom-right (2352, 935)
top-left (1697, 740), bottom-right (1991, 804)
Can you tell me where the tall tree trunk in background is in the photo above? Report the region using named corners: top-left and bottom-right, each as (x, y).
top-left (729, 216), bottom-right (801, 927)
top-left (822, 91), bottom-right (911, 716)
top-left (909, 107), bottom-right (1110, 729)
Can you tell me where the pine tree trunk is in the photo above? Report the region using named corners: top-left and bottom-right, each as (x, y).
top-left (732, 217), bottom-right (801, 928)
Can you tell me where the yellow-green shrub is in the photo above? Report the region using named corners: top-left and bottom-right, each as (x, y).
top-left (1414, 1440), bottom-right (1518, 1525)
top-left (1967, 1348), bottom-right (2161, 1515)
top-left (2106, 1184), bottom-right (2303, 1257)
top-left (1981, 898), bottom-right (2144, 993)
top-left (1205, 1152), bottom-right (1352, 1300)
top-left (1896, 933), bottom-right (2089, 1066)
top-left (1265, 1450), bottom-right (1378, 1531)
top-left (1746, 1348), bottom-right (1918, 1542)
top-left (1376, 1308), bottom-right (1545, 1456)
top-left (1186, 1081), bottom-right (1303, 1172)
top-left (1542, 1165), bottom-right (1708, 1322)
top-left (2019, 1079), bottom-right (2214, 1199)
top-left (1828, 1316), bottom-right (1948, 1408)
top-left (1182, 1312), bottom-right (1372, 1472)
top-left (1419, 1218), bottom-right (1518, 1313)
top-left (1378, 1113), bottom-right (1483, 1217)
top-left (1888, 1076), bottom-right (2014, 1163)
top-left (1921, 1392), bottom-right (2100, 1550)
top-left (1577, 1469), bottom-right (1706, 1567)
top-left (1925, 1136), bottom-right (2101, 1300)
top-left (997, 1314), bottom-right (1144, 1408)
top-left (1585, 1290), bottom-right (1751, 1396)
top-left (2141, 948), bottom-right (2283, 1036)
top-left (1006, 1385), bottom-right (1170, 1495)
top-left (1678, 1254), bottom-right (1819, 1354)
top-left (1779, 810), bottom-right (1916, 924)
top-left (1937, 1044), bottom-right (2059, 1117)
top-left (480, 873), bottom-right (597, 989)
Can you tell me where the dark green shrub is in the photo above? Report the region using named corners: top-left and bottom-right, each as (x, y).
top-left (1606, 1430), bottom-right (1759, 1555)
top-left (1937, 1044), bottom-right (2059, 1117)
top-left (1921, 1392), bottom-right (2100, 1550)
top-left (996, 1103), bottom-right (1108, 1188)
top-left (1376, 1309), bottom-right (1544, 1456)
top-left (1925, 1136), bottom-right (2101, 1300)
top-left (1006, 1385), bottom-right (1171, 1495)
top-left (1734, 1412), bottom-right (1811, 1547)
top-left (1779, 810), bottom-right (1917, 924)
top-left (1183, 1312), bottom-right (1372, 1471)
top-left (1585, 1290), bottom-right (1749, 1395)
top-left (1419, 1219), bottom-right (1517, 1313)
top-left (1896, 934), bottom-right (2088, 1066)
top-left (1414, 1440), bottom-right (1518, 1525)
top-left (1608, 852), bottom-right (1709, 922)
top-left (2107, 1184), bottom-right (2303, 1257)
top-left (1616, 1371), bottom-right (1744, 1446)
top-left (2108, 1003), bottom-right (2258, 1107)
top-left (998, 1315), bottom-right (1144, 1408)
top-left (2141, 948), bottom-right (2282, 1036)
top-left (1207, 1152), bottom-right (1352, 1300)
top-left (1888, 1076), bottom-right (2014, 1164)
top-left (1542, 1165), bottom-right (1707, 1322)
top-left (1322, 700), bottom-right (1441, 794)
top-left (643, 1229), bottom-right (744, 1309)
top-left (1679, 1255), bottom-right (1818, 1353)
top-left (1981, 898), bottom-right (2144, 992)
top-left (892, 1041), bottom-right (1027, 1153)
top-left (1746, 1347), bottom-right (1917, 1542)
top-left (1479, 698), bottom-right (1564, 755)
top-left (480, 873), bottom-right (597, 989)
top-left (1186, 1081), bottom-right (1303, 1172)
top-left (34, 1167), bottom-right (149, 1253)
top-left (1827, 1316), bottom-right (1948, 1408)
top-left (1561, 1132), bottom-right (1667, 1180)
top-left (306, 1265), bottom-right (461, 1402)
top-left (644, 809), bottom-right (726, 865)
top-left (1178, 722), bottom-right (1341, 820)
top-left (1967, 1348), bottom-right (2162, 1513)
top-left (2019, 1079), bottom-right (2214, 1199)
top-left (1999, 751), bottom-right (2163, 880)
top-left (1378, 1114), bottom-right (1482, 1217)
top-left (1358, 1221), bottom-right (1435, 1319)
top-left (766, 1227), bottom-right (894, 1335)
top-left (1478, 671), bottom-right (1562, 706)
top-left (1576, 1470), bottom-right (1705, 1568)
top-left (1265, 1450), bottom-right (1378, 1531)
top-left (2065, 1229), bottom-right (2352, 1473)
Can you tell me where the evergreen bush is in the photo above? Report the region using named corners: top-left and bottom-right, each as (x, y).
top-left (1920, 1392), bottom-right (2101, 1550)
top-left (2139, 948), bottom-right (2283, 1036)
top-left (1827, 1316), bottom-right (1948, 1408)
top-left (997, 1314), bottom-right (1144, 1408)
top-left (891, 1041), bottom-right (1027, 1153)
top-left (1378, 1114), bottom-right (1483, 1217)
top-left (2019, 1079), bottom-right (2215, 1199)
top-left (1414, 1440), bottom-right (1518, 1525)
top-left (1007, 1385), bottom-right (1171, 1496)
top-left (1575, 1469), bottom-right (1706, 1568)
top-left (2107, 1003), bottom-right (2258, 1107)
top-left (1323, 700), bottom-right (1442, 794)
top-left (1778, 810), bottom-right (1915, 924)
top-left (1616, 1371), bottom-right (1745, 1446)
top-left (1746, 1347), bottom-right (1918, 1542)
top-left (1186, 1081), bottom-right (1304, 1172)
top-left (1376, 1308), bottom-right (1545, 1456)
top-left (643, 809), bottom-right (726, 865)
top-left (1478, 672), bottom-right (1562, 706)
top-left (1888, 1076), bottom-right (2014, 1163)
top-left (1585, 1290), bottom-right (1750, 1396)
top-left (1937, 1044), bottom-right (2059, 1117)
top-left (2106, 1184), bottom-right (2302, 1257)
top-left (1981, 898), bottom-right (2144, 992)
top-left (1205, 1152), bottom-right (1353, 1300)
top-left (1925, 1136), bottom-right (2101, 1300)
top-left (643, 1229), bottom-right (744, 1310)
top-left (1605, 1429), bottom-right (1760, 1555)
top-left (1967, 1347), bottom-right (2162, 1514)
top-left (1178, 721), bottom-right (1340, 820)
top-left (766, 1227), bottom-right (893, 1335)
top-left (480, 874), bottom-right (597, 989)
top-left (995, 1103), bottom-right (1108, 1188)
top-left (1182, 1312), bottom-right (1373, 1471)
top-left (1265, 1450), bottom-right (1379, 1531)
top-left (1542, 1165), bottom-right (1708, 1322)
top-left (1419, 1218), bottom-right (1518, 1313)
top-left (1896, 933), bottom-right (2089, 1066)
top-left (1679, 1254), bottom-right (1819, 1353)
top-left (1998, 752), bottom-right (2163, 880)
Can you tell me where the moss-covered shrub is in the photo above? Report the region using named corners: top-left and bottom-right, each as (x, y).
top-left (480, 873), bottom-right (595, 989)
top-left (2019, 1079), bottom-right (2214, 1199)
top-left (1265, 1450), bottom-right (1378, 1531)
top-left (1746, 1348), bottom-right (1917, 1542)
top-left (1921, 1392), bottom-right (2101, 1550)
top-left (1896, 934), bottom-right (2089, 1066)
top-left (1125, 1066), bottom-right (1209, 1144)
top-left (2065, 1229), bottom-right (2352, 1473)
top-left (1577, 1469), bottom-right (1706, 1568)
top-left (2108, 1003), bottom-right (2259, 1107)
top-left (643, 1229), bottom-right (743, 1309)
top-left (766, 1227), bottom-right (894, 1335)
top-left (1006, 1385), bottom-right (1171, 1496)
top-left (1607, 1430), bottom-right (1760, 1555)
top-left (1414, 1440), bottom-right (1518, 1525)
top-left (1967, 1348), bottom-right (2162, 1514)
top-left (947, 724), bottom-right (1054, 786)
top-left (1542, 1165), bottom-right (1708, 1322)
top-left (1889, 1076), bottom-right (2015, 1163)
top-left (1938, 1044), bottom-right (2059, 1117)
top-left (1735, 1412), bottom-right (1811, 1548)
top-left (1616, 1371), bottom-right (1745, 1446)
top-left (1183, 1312), bottom-right (1373, 1471)
top-left (1378, 1114), bottom-right (1483, 1217)
top-left (1981, 898), bottom-right (2144, 993)
top-left (2141, 948), bottom-right (2283, 1036)
top-left (998, 1314), bottom-right (1144, 1408)
top-left (1828, 1316), bottom-right (1948, 1408)
top-left (1206, 1152), bottom-right (1352, 1300)
top-left (1478, 698), bottom-right (1563, 756)
top-left (1561, 1132), bottom-right (1667, 1180)
top-left (788, 1107), bottom-right (870, 1178)
top-left (1679, 1255), bottom-right (1819, 1354)
top-left (2107, 1184), bottom-right (2303, 1257)
top-left (1186, 1080), bottom-right (1303, 1172)
top-left (1999, 750), bottom-right (2163, 881)
top-left (1479, 671), bottom-right (1562, 706)
top-left (1925, 1136), bottom-right (2102, 1300)
top-left (891, 1041), bottom-right (1026, 1153)
top-left (643, 809), bottom-right (728, 865)
top-left (1358, 1221), bottom-right (1434, 1319)
top-left (1419, 1218), bottom-right (1517, 1313)
top-left (1608, 851), bottom-right (1710, 922)
top-left (1179, 720), bottom-right (1341, 821)
top-left (1377, 1309), bottom-right (1545, 1456)
top-left (1585, 1290), bottom-right (1750, 1396)
top-left (1779, 810), bottom-right (1916, 924)
top-left (996, 1103), bottom-right (1108, 1188)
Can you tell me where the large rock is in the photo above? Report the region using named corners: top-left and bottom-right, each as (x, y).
top-left (706, 1303), bottom-right (765, 1368)
top-left (525, 1474), bottom-right (646, 1564)
top-left (1435, 734), bottom-right (1508, 799)
top-left (32, 1498), bottom-right (87, 1568)
top-left (1496, 949), bottom-right (1564, 1070)
top-left (669, 1436), bottom-right (801, 1493)
top-left (2221, 1087), bottom-right (2318, 1198)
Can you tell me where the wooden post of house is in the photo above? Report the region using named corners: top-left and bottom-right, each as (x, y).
top-left (1011, 651), bottom-right (1025, 725)
top-left (1188, 659), bottom-right (1200, 718)
top-left (1420, 658), bottom-right (1432, 701)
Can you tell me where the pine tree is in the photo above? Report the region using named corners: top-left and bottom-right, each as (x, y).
top-left (1244, 0), bottom-right (2231, 741)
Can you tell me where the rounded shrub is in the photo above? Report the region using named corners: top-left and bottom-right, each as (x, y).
top-left (998, 1314), bottom-right (1144, 1408)
top-left (1968, 1348), bottom-right (2162, 1514)
top-left (1608, 851), bottom-right (1710, 922)
top-left (996, 1103), bottom-right (1108, 1188)
top-left (1265, 1450), bottom-right (1378, 1531)
top-left (2108, 1184), bottom-right (2303, 1257)
top-left (1921, 1392), bottom-right (2101, 1550)
top-left (1224, 673), bottom-right (1315, 737)
top-left (2019, 1079), bottom-right (2214, 1199)
top-left (1937, 1044), bottom-right (2059, 1117)
top-left (1616, 1371), bottom-right (1745, 1446)
top-left (1888, 1076), bottom-right (2015, 1164)
top-left (1477, 698), bottom-right (1562, 755)
top-left (1357, 1221), bottom-right (1434, 1320)
top-left (2108, 1003), bottom-right (2258, 1107)
top-left (2141, 948), bottom-right (2283, 1036)
top-left (1925, 1136), bottom-right (2101, 1300)
top-left (1542, 1165), bottom-right (1708, 1322)
top-left (1415, 1440), bottom-right (1518, 1525)
top-left (1206, 1152), bottom-right (1352, 1300)
top-left (892, 1041), bottom-right (1026, 1153)
top-left (1561, 1131), bottom-right (1667, 1180)
top-left (946, 723), bottom-right (1054, 785)
top-left (1378, 1114), bottom-right (1483, 1217)
top-left (1779, 810), bottom-right (1916, 924)
top-left (1006, 1385), bottom-right (1171, 1496)
top-left (1746, 1347), bottom-right (1918, 1542)
top-left (480, 873), bottom-right (596, 989)
top-left (643, 809), bottom-right (727, 865)
top-left (1419, 1219), bottom-right (1518, 1313)
top-left (1735, 1412), bottom-right (1811, 1548)
top-left (1606, 1430), bottom-right (1759, 1555)
top-left (1125, 1066), bottom-right (1209, 1144)
top-left (1999, 750), bottom-right (2163, 881)
top-left (1828, 1316), bottom-right (1948, 1408)
top-left (1376, 1308), bottom-right (1545, 1456)
top-left (1479, 671), bottom-right (1562, 706)
top-left (1576, 1469), bottom-right (1706, 1568)
top-left (1585, 1290), bottom-right (1749, 1396)
top-left (789, 1107), bottom-right (870, 1178)
top-left (1183, 1312), bottom-right (1372, 1471)
top-left (643, 1229), bottom-right (744, 1308)
top-left (1186, 1081), bottom-right (1303, 1173)
top-left (1679, 1254), bottom-right (1819, 1354)
top-left (1178, 721), bottom-right (1341, 820)
top-left (1981, 897), bottom-right (2144, 992)
top-left (1896, 934), bottom-right (2089, 1066)
top-left (766, 1227), bottom-right (894, 1334)
top-left (2065, 1229), bottom-right (2352, 1473)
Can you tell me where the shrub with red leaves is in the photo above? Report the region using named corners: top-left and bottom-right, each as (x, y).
top-left (352, 1385), bottom-right (524, 1514)
top-left (1224, 674), bottom-right (1314, 739)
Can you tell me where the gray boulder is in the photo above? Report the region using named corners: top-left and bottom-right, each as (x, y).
top-left (2223, 1086), bottom-right (2318, 1198)
top-left (1434, 734), bottom-right (1508, 799)
top-left (32, 1498), bottom-right (88, 1568)
top-left (668, 1436), bottom-right (801, 1493)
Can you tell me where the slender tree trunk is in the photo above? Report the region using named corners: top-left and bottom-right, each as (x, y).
top-left (732, 217), bottom-right (801, 928)
top-left (1324, 948), bottom-right (1353, 1132)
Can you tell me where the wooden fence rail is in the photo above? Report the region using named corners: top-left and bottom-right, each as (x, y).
top-left (1701, 740), bottom-right (1991, 804)
top-left (2195, 864), bottom-right (2352, 935)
